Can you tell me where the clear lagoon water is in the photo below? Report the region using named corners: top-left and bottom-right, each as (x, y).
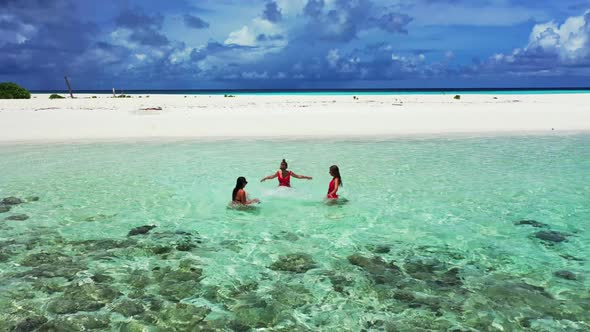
top-left (1, 135), bottom-right (589, 331)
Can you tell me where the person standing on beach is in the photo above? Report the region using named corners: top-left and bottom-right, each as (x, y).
top-left (327, 165), bottom-right (342, 199)
top-left (232, 177), bottom-right (260, 205)
top-left (260, 159), bottom-right (312, 187)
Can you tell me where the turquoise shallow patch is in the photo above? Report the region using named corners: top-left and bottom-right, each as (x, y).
top-left (1, 135), bottom-right (589, 330)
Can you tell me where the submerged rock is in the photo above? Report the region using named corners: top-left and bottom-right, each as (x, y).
top-left (159, 302), bottom-right (211, 330)
top-left (272, 231), bottom-right (300, 242)
top-left (27, 196), bottom-right (40, 202)
top-left (111, 298), bottom-right (145, 317)
top-left (176, 240), bottom-right (196, 251)
top-left (559, 254), bottom-right (584, 262)
top-left (326, 272), bottom-right (353, 293)
top-left (116, 320), bottom-right (148, 332)
top-left (2, 196), bottom-right (24, 205)
top-left (554, 270), bottom-right (577, 280)
top-left (151, 231), bottom-right (201, 251)
top-left (21, 252), bottom-right (72, 267)
top-left (149, 244), bottom-right (173, 255)
top-left (159, 279), bottom-right (201, 302)
top-left (154, 264), bottom-right (203, 301)
top-left (348, 254), bottom-right (401, 284)
top-left (40, 314), bottom-right (111, 331)
top-left (32, 278), bottom-right (68, 294)
top-left (479, 279), bottom-right (560, 320)
top-left (515, 220), bottom-right (549, 228)
top-left (84, 213), bottom-right (117, 222)
top-left (268, 283), bottom-right (314, 308)
top-left (514, 282), bottom-right (553, 298)
top-left (21, 261), bottom-right (85, 280)
top-left (371, 245), bottom-right (391, 254)
top-left (73, 238), bottom-right (138, 252)
top-left (91, 272), bottom-right (114, 284)
top-left (393, 290), bottom-right (416, 302)
top-left (126, 269), bottom-right (152, 289)
top-left (4, 214), bottom-right (29, 221)
top-left (127, 225), bottom-right (156, 236)
top-left (404, 258), bottom-right (441, 280)
top-left (47, 282), bottom-right (121, 314)
top-left (270, 253), bottom-right (316, 273)
top-left (0, 205), bottom-right (10, 213)
top-left (231, 301), bottom-right (283, 328)
top-left (13, 316), bottom-right (48, 332)
top-left (534, 231), bottom-right (569, 243)
top-left (435, 267), bottom-right (464, 287)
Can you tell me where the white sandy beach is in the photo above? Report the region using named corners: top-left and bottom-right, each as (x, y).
top-left (0, 93), bottom-right (589, 142)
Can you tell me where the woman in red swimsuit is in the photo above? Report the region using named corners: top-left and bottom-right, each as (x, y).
top-left (327, 165), bottom-right (343, 199)
top-left (260, 159), bottom-right (312, 187)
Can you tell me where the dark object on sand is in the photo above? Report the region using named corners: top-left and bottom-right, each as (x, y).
top-left (64, 76), bottom-right (74, 98)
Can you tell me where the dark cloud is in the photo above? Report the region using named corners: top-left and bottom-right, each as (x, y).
top-left (256, 33), bottom-right (285, 42)
top-left (0, 19), bottom-right (20, 30)
top-left (303, 0), bottom-right (413, 42)
top-left (374, 12), bottom-right (413, 34)
top-left (115, 9), bottom-right (169, 46)
top-left (129, 29), bottom-right (169, 46)
top-left (184, 14), bottom-right (210, 29)
top-left (0, 0), bottom-right (70, 10)
top-left (115, 10), bottom-right (164, 29)
top-left (1, 2), bottom-right (97, 60)
top-left (262, 1), bottom-right (282, 22)
top-left (304, 0), bottom-right (324, 17)
top-left (189, 41), bottom-right (256, 62)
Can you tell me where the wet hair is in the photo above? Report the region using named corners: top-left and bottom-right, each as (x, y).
top-left (281, 159), bottom-right (288, 168)
top-left (232, 177), bottom-right (248, 201)
top-left (330, 165), bottom-right (343, 186)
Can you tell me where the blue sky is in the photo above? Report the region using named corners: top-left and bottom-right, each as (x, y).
top-left (1, 0), bottom-right (590, 89)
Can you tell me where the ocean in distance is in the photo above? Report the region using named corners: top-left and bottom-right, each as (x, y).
top-left (33, 87), bottom-right (590, 96)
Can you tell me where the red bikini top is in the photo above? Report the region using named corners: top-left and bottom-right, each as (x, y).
top-left (277, 170), bottom-right (292, 187)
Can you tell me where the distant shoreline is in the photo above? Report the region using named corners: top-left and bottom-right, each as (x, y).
top-left (30, 88), bottom-right (590, 96)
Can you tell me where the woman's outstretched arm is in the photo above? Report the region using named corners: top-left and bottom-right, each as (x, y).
top-left (260, 172), bottom-right (278, 182)
top-left (291, 172), bottom-right (312, 180)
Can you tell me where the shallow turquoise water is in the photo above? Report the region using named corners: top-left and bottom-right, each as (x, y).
top-left (1, 135), bottom-right (589, 331)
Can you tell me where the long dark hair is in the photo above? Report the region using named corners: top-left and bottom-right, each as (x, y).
top-left (232, 177), bottom-right (248, 201)
top-left (281, 159), bottom-right (288, 169)
top-left (330, 165), bottom-right (343, 186)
